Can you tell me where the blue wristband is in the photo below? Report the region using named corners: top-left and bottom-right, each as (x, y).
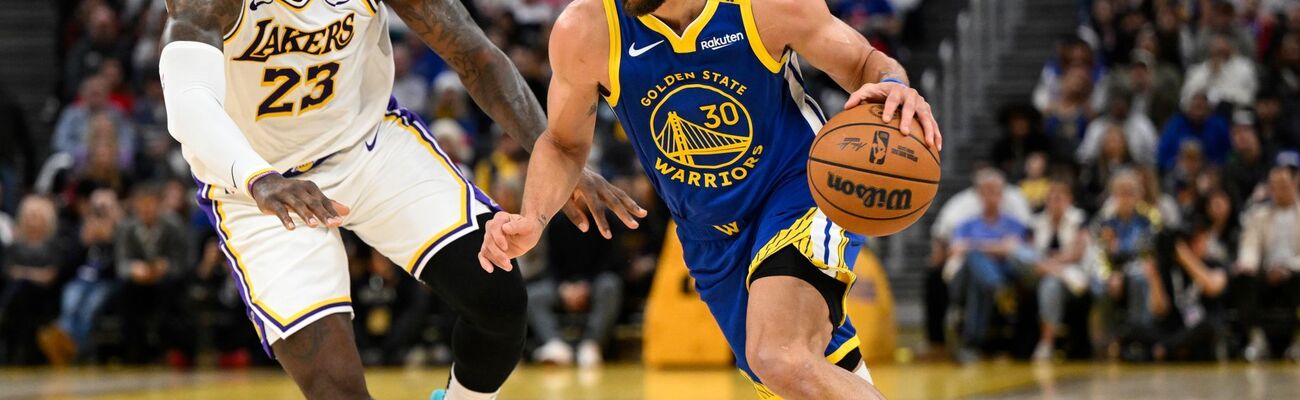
top-left (880, 77), bottom-right (907, 87)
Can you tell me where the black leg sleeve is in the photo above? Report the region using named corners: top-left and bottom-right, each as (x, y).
top-left (417, 214), bottom-right (527, 393)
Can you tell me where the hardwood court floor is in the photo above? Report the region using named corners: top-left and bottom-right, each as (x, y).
top-left (1, 361), bottom-right (1297, 399)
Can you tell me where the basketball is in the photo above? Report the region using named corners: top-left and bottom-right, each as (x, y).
top-left (807, 103), bottom-right (941, 236)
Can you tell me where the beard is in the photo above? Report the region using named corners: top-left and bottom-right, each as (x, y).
top-left (624, 0), bottom-right (667, 16)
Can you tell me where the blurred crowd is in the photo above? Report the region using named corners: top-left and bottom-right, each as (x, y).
top-left (0, 0), bottom-right (912, 368)
top-left (927, 0), bottom-right (1300, 364)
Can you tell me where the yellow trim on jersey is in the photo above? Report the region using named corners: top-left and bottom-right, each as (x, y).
top-left (635, 0), bottom-right (720, 53)
top-left (736, 0), bottom-right (784, 73)
top-left (209, 185), bottom-right (353, 329)
top-left (243, 167), bottom-right (277, 194)
top-left (601, 0), bottom-right (622, 106)
top-left (826, 336), bottom-right (861, 364)
top-left (278, 0), bottom-right (312, 11)
top-left (387, 115), bottom-right (471, 273)
top-left (362, 0), bottom-right (378, 16)
top-left (746, 209), bottom-right (857, 325)
top-left (222, 0), bottom-right (247, 44)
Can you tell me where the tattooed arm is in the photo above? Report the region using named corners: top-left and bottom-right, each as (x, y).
top-left (388, 0), bottom-right (545, 151)
top-left (390, 0), bottom-right (646, 237)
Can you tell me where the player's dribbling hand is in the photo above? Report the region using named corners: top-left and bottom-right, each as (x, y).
top-left (844, 81), bottom-right (944, 151)
top-left (478, 212), bottom-right (544, 272)
top-left (250, 173), bottom-right (350, 230)
top-left (562, 169), bottom-right (649, 239)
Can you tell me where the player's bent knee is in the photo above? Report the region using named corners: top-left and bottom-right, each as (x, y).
top-left (746, 345), bottom-right (823, 397)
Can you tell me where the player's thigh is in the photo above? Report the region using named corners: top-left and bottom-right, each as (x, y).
top-left (343, 114), bottom-right (492, 276)
top-left (197, 185), bottom-right (351, 347)
top-left (745, 246), bottom-right (843, 358)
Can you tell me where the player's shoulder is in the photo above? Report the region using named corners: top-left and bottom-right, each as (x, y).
top-left (549, 0), bottom-right (610, 67)
top-left (746, 0), bottom-right (823, 21)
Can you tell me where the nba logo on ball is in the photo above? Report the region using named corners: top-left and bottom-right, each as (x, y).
top-left (868, 131), bottom-right (889, 165)
top-left (807, 104), bottom-right (941, 236)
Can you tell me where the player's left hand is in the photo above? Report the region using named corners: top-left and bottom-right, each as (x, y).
top-left (844, 81), bottom-right (943, 151)
top-left (562, 169), bottom-right (648, 239)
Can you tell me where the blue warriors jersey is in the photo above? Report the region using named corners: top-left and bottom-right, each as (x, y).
top-left (598, 0), bottom-right (871, 395)
top-left (601, 0), bottom-right (828, 239)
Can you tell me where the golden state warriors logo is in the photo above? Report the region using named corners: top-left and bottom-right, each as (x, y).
top-left (642, 71), bottom-right (763, 188)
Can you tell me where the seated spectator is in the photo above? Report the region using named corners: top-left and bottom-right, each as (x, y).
top-left (528, 220), bottom-right (623, 368)
top-left (989, 104), bottom-right (1050, 181)
top-left (0, 196), bottom-right (62, 365)
top-left (1236, 163), bottom-right (1300, 362)
top-left (1043, 67), bottom-right (1097, 154)
top-left (1115, 47), bottom-right (1180, 128)
top-left (1181, 33), bottom-right (1259, 110)
top-left (52, 78), bottom-right (136, 164)
top-left (1162, 141), bottom-right (1205, 196)
top-left (62, 3), bottom-right (133, 101)
top-left (1033, 36), bottom-right (1108, 114)
top-left (1093, 169), bottom-right (1161, 359)
top-left (1224, 111), bottom-right (1272, 205)
top-left (1197, 190), bottom-right (1239, 266)
top-left (1030, 182), bottom-right (1092, 361)
top-left (945, 169), bottom-right (1032, 362)
top-left (1185, 0), bottom-right (1258, 64)
top-left (1077, 90), bottom-right (1158, 166)
top-left (1077, 124), bottom-right (1136, 213)
top-left (114, 182), bottom-right (193, 366)
top-left (1139, 222), bottom-right (1230, 361)
top-left (1018, 153), bottom-right (1052, 211)
top-left (1254, 88), bottom-right (1299, 153)
top-left (52, 189), bottom-right (122, 362)
top-left (1158, 93), bottom-right (1231, 171)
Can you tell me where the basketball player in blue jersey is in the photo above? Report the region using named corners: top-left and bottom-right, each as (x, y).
top-left (480, 0), bottom-right (941, 398)
top-left (158, 0), bottom-right (644, 399)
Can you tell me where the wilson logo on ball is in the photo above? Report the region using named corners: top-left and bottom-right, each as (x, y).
top-left (826, 172), bottom-right (913, 210)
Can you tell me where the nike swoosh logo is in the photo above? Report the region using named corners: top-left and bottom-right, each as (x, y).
top-left (629, 40), bottom-right (665, 57)
top-left (364, 130), bottom-right (380, 151)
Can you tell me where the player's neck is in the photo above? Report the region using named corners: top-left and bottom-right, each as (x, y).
top-left (649, 0), bottom-right (707, 33)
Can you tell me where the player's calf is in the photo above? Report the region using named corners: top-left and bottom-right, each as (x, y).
top-left (272, 314), bottom-right (371, 400)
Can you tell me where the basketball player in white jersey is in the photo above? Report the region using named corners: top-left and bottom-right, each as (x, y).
top-left (158, 0), bottom-right (645, 399)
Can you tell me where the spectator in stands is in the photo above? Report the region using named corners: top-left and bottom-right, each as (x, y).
top-left (990, 104), bottom-right (1050, 181)
top-left (1031, 182), bottom-right (1092, 361)
top-left (528, 221), bottom-right (624, 368)
top-left (1043, 66), bottom-right (1097, 154)
top-left (52, 78), bottom-right (136, 162)
top-left (1197, 190), bottom-right (1239, 266)
top-left (1157, 93), bottom-right (1231, 171)
top-left (1033, 36), bottom-right (1107, 115)
top-left (114, 182), bottom-right (193, 365)
top-left (1224, 111), bottom-right (1272, 205)
top-left (0, 82), bottom-right (36, 215)
top-left (1077, 124), bottom-right (1135, 213)
top-left (1093, 169), bottom-right (1161, 359)
top-left (1236, 162), bottom-right (1300, 362)
top-left (1018, 153), bottom-right (1052, 211)
top-left (1259, 33), bottom-right (1299, 144)
top-left (1080, 0), bottom-right (1143, 67)
top-left (53, 188), bottom-right (121, 362)
top-left (1254, 88), bottom-right (1299, 153)
top-left (1078, 89), bottom-right (1158, 166)
top-left (1186, 0), bottom-right (1257, 64)
top-left (130, 72), bottom-right (184, 182)
top-left (62, 3), bottom-right (132, 101)
top-left (1120, 43), bottom-right (1182, 128)
top-left (1162, 141), bottom-right (1205, 196)
top-left (0, 196), bottom-right (62, 365)
top-left (1181, 33), bottom-right (1259, 110)
top-left (1141, 221), bottom-right (1229, 361)
top-left (946, 169), bottom-right (1032, 362)
top-left (70, 113), bottom-right (133, 196)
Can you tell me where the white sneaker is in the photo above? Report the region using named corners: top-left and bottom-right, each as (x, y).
top-left (576, 340), bottom-right (603, 368)
top-left (533, 339), bottom-right (574, 366)
top-left (1032, 342), bottom-right (1054, 363)
top-left (1243, 328), bottom-right (1269, 362)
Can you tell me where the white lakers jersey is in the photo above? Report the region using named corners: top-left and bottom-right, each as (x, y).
top-left (207, 0), bottom-right (393, 183)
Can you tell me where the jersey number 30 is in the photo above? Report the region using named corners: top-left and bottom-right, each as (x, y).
top-left (257, 62), bottom-right (340, 120)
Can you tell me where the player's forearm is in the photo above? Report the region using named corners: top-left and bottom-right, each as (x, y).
top-left (458, 49), bottom-right (547, 152)
top-left (160, 42), bottom-right (276, 193)
top-left (519, 132), bottom-right (589, 226)
top-left (390, 0), bottom-right (547, 152)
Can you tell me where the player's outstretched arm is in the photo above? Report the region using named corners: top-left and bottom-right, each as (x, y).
top-left (161, 0), bottom-right (346, 230)
top-left (390, 0), bottom-right (645, 236)
top-left (756, 0), bottom-right (942, 150)
top-left (478, 0), bottom-right (614, 271)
